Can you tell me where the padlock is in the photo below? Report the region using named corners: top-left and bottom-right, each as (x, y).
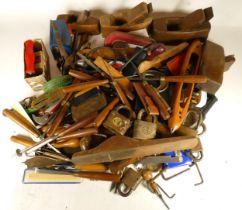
top-left (117, 168), bottom-right (143, 197)
top-left (103, 105), bottom-right (133, 135)
top-left (133, 109), bottom-right (157, 140)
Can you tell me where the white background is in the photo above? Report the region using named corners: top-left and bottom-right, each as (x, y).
top-left (0, 0), bottom-right (242, 210)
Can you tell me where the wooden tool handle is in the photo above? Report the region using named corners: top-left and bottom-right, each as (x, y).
top-left (53, 138), bottom-right (80, 148)
top-left (133, 82), bottom-right (147, 109)
top-left (57, 128), bottom-right (98, 141)
top-left (74, 86), bottom-right (97, 98)
top-left (113, 82), bottom-right (131, 108)
top-left (37, 151), bottom-right (70, 162)
top-left (133, 82), bottom-right (159, 115)
top-left (47, 103), bottom-right (69, 136)
top-left (168, 40), bottom-right (203, 133)
top-left (47, 79), bottom-right (80, 136)
top-left (138, 42), bottom-right (189, 73)
top-left (42, 126), bottom-right (65, 136)
top-left (79, 48), bottom-right (136, 60)
top-left (156, 122), bottom-right (171, 137)
top-left (62, 80), bottom-right (109, 93)
top-left (74, 163), bottom-right (108, 172)
top-left (108, 158), bottom-right (138, 173)
top-left (161, 75), bottom-right (208, 83)
top-left (3, 109), bottom-right (40, 137)
top-left (74, 172), bottom-right (121, 182)
top-left (69, 69), bottom-right (97, 81)
top-left (70, 23), bottom-right (99, 34)
top-left (94, 56), bottom-right (132, 90)
top-left (143, 83), bottom-right (170, 120)
top-left (59, 112), bottom-right (98, 137)
top-left (144, 96), bottom-right (160, 116)
top-left (94, 97), bottom-right (119, 127)
top-left (94, 56), bottom-right (134, 100)
top-left (120, 85), bottom-right (135, 101)
top-left (10, 135), bottom-right (35, 147)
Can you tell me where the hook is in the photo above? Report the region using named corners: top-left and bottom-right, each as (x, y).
top-left (191, 151), bottom-right (203, 162)
top-left (197, 122), bottom-right (207, 136)
top-left (117, 182), bottom-right (132, 197)
top-left (185, 150), bottom-right (203, 162)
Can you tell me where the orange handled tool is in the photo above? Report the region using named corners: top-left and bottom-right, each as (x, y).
top-left (168, 40), bottom-right (203, 133)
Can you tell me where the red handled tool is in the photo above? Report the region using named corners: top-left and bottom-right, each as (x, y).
top-left (24, 40), bottom-right (36, 76)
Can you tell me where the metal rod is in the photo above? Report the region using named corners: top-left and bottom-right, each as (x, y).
top-left (156, 184), bottom-right (175, 199)
top-left (161, 167), bottom-right (190, 181)
top-left (193, 162), bottom-right (204, 186)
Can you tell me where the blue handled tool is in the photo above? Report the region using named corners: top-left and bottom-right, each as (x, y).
top-left (163, 151), bottom-right (192, 169)
top-left (50, 20), bottom-right (72, 56)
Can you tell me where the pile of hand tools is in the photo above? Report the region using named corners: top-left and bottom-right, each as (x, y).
top-left (3, 3), bottom-right (235, 209)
